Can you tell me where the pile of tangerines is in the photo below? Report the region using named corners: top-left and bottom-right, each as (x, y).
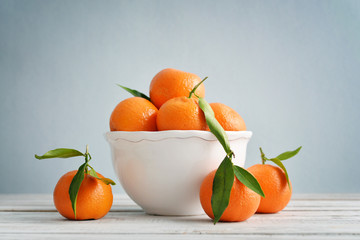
top-left (110, 68), bottom-right (300, 223)
top-left (110, 68), bottom-right (246, 132)
top-left (36, 68), bottom-right (300, 222)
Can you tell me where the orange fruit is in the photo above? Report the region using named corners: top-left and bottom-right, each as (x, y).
top-left (110, 97), bottom-right (158, 131)
top-left (156, 96), bottom-right (207, 131)
top-left (209, 103), bottom-right (246, 131)
top-left (149, 68), bottom-right (205, 109)
top-left (53, 170), bottom-right (113, 220)
top-left (199, 170), bottom-right (260, 222)
top-left (247, 164), bottom-right (292, 213)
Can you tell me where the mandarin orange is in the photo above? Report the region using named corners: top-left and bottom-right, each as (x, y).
top-left (247, 164), bottom-right (292, 213)
top-left (53, 170), bottom-right (113, 220)
top-left (209, 103), bottom-right (246, 131)
top-left (110, 97), bottom-right (158, 131)
top-left (149, 68), bottom-right (205, 109)
top-left (199, 170), bottom-right (260, 222)
top-left (156, 96), bottom-right (207, 131)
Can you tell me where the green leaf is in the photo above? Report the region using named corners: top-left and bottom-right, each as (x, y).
top-left (69, 163), bottom-right (87, 219)
top-left (233, 165), bottom-right (265, 197)
top-left (198, 97), bottom-right (232, 156)
top-left (276, 146), bottom-right (302, 161)
top-left (117, 84), bottom-right (151, 101)
top-left (88, 168), bottom-right (98, 178)
top-left (269, 158), bottom-right (291, 190)
top-left (211, 156), bottom-right (234, 224)
top-left (35, 148), bottom-right (84, 160)
top-left (88, 168), bottom-right (116, 185)
top-left (97, 177), bottom-right (116, 185)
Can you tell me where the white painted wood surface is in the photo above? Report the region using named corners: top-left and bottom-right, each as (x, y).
top-left (0, 194), bottom-right (359, 239)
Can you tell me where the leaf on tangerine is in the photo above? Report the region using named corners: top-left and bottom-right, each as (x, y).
top-left (35, 148), bottom-right (84, 160)
top-left (88, 168), bottom-right (116, 185)
top-left (69, 163), bottom-right (86, 219)
top-left (198, 97), bottom-right (232, 156)
top-left (88, 168), bottom-right (98, 178)
top-left (269, 158), bottom-right (291, 190)
top-left (117, 84), bottom-right (151, 101)
top-left (211, 156), bottom-right (234, 224)
top-left (98, 178), bottom-right (116, 185)
top-left (275, 146), bottom-right (302, 161)
top-left (233, 165), bottom-right (265, 197)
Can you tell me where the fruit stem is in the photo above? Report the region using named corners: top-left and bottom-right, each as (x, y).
top-left (85, 145), bottom-right (90, 174)
top-left (260, 147), bottom-right (266, 165)
top-left (227, 151), bottom-right (235, 159)
top-left (188, 77), bottom-right (208, 98)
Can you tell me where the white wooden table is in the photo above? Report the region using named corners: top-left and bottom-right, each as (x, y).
top-left (0, 194), bottom-right (359, 239)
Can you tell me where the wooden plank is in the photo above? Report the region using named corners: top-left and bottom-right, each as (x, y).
top-left (1, 194), bottom-right (359, 211)
top-left (287, 194), bottom-right (360, 200)
top-left (0, 194), bottom-right (142, 212)
top-left (0, 233), bottom-right (359, 240)
top-left (0, 194), bottom-right (359, 238)
top-left (0, 211), bottom-right (359, 235)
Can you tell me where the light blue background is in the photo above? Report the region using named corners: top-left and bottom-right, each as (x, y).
top-left (1, 0), bottom-right (359, 194)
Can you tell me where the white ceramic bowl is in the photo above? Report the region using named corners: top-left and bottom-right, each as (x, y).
top-left (105, 130), bottom-right (252, 216)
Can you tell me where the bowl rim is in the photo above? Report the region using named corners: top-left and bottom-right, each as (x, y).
top-left (105, 130), bottom-right (252, 143)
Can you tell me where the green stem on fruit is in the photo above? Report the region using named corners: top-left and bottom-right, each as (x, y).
top-left (189, 77), bottom-right (208, 98)
top-left (260, 147), bottom-right (266, 164)
top-left (259, 146), bottom-right (302, 190)
top-left (85, 145), bottom-right (89, 174)
top-left (85, 145), bottom-right (89, 160)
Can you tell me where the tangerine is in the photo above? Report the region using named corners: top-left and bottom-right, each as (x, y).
top-left (156, 96), bottom-right (207, 131)
top-left (53, 170), bottom-right (113, 220)
top-left (149, 68), bottom-right (205, 109)
top-left (110, 97), bottom-right (158, 131)
top-left (209, 103), bottom-right (246, 131)
top-left (199, 170), bottom-right (260, 222)
top-left (247, 164), bottom-right (292, 213)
